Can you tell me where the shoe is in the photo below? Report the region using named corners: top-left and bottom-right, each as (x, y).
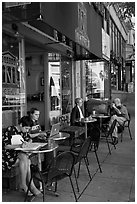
top-left (111, 137), bottom-right (118, 145)
top-left (19, 188), bottom-right (33, 196)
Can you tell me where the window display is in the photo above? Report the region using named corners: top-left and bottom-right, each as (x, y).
top-left (2, 33), bottom-right (26, 128)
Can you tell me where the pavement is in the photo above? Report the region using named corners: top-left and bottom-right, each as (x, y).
top-left (2, 99), bottom-right (135, 202)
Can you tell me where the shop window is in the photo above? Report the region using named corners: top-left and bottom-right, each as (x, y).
top-left (2, 33), bottom-right (26, 128)
top-left (48, 53), bottom-right (72, 124)
top-left (61, 57), bottom-right (72, 114)
top-left (85, 60), bottom-right (109, 99)
top-left (111, 64), bottom-right (118, 90)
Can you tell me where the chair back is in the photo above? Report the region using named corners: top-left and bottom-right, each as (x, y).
top-left (127, 112), bottom-right (131, 125)
top-left (123, 111), bottom-right (131, 127)
top-left (76, 137), bottom-right (91, 163)
top-left (107, 119), bottom-right (117, 136)
top-left (47, 151), bottom-right (75, 183)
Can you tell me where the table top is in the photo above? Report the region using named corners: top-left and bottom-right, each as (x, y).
top-left (92, 114), bottom-right (110, 118)
top-left (60, 125), bottom-right (85, 132)
top-left (11, 142), bottom-right (58, 153)
top-left (80, 118), bottom-right (97, 123)
top-left (60, 125), bottom-right (85, 137)
top-left (30, 144), bottom-right (58, 153)
top-left (52, 132), bottom-right (70, 141)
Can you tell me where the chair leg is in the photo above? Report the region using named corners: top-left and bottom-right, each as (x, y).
top-left (84, 157), bottom-right (92, 180)
top-left (54, 180), bottom-right (57, 193)
top-left (73, 167), bottom-right (79, 192)
top-left (69, 176), bottom-right (78, 202)
top-left (24, 177), bottom-right (33, 202)
top-left (120, 131), bottom-right (123, 142)
top-left (110, 134), bottom-right (116, 149)
top-left (106, 136), bottom-right (111, 154)
top-left (77, 161), bottom-right (81, 178)
top-left (42, 181), bottom-right (46, 202)
top-left (94, 150), bottom-right (102, 173)
top-left (128, 127), bottom-right (132, 140)
top-left (86, 155), bottom-right (89, 165)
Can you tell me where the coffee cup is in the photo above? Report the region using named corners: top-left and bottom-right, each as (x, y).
top-left (93, 110), bottom-right (96, 115)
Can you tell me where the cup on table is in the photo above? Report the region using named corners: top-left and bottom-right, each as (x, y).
top-left (89, 115), bottom-right (92, 120)
top-left (85, 117), bottom-right (89, 121)
top-left (93, 110), bottom-right (96, 115)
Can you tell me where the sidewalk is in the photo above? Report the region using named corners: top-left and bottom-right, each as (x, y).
top-left (2, 107), bottom-right (135, 202)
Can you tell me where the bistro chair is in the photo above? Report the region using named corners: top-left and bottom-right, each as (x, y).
top-left (101, 119), bottom-right (117, 154)
top-left (118, 112), bottom-right (132, 142)
top-left (24, 151), bottom-right (78, 202)
top-left (70, 137), bottom-right (92, 192)
top-left (87, 124), bottom-right (102, 173)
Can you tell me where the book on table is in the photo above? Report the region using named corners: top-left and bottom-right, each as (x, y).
top-left (15, 142), bottom-right (47, 151)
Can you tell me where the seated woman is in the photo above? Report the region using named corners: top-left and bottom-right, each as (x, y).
top-left (2, 125), bottom-right (42, 196)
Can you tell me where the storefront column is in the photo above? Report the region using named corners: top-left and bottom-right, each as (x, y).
top-left (43, 53), bottom-right (50, 130)
top-left (81, 60), bottom-right (86, 100)
top-left (118, 64), bottom-right (121, 90)
top-left (19, 38), bottom-right (27, 117)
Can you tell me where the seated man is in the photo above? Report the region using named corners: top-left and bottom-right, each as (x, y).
top-left (109, 98), bottom-right (129, 145)
top-left (19, 107), bottom-right (47, 142)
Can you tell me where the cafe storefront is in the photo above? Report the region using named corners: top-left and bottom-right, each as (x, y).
top-left (2, 2), bottom-right (102, 130)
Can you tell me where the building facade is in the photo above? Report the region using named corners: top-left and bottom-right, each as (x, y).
top-left (2, 2), bottom-right (102, 130)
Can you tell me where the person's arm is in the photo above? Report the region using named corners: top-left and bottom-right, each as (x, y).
top-left (112, 103), bottom-right (121, 115)
top-left (5, 144), bottom-right (21, 149)
top-left (29, 132), bottom-right (40, 138)
top-left (120, 106), bottom-right (129, 120)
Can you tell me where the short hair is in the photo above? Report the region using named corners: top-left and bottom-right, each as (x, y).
top-left (114, 98), bottom-right (121, 105)
top-left (75, 98), bottom-right (83, 105)
top-left (30, 107), bottom-right (39, 114)
top-left (19, 116), bottom-right (30, 127)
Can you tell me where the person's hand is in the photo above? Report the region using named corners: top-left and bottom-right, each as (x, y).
top-left (21, 141), bottom-right (33, 148)
top-left (28, 139), bottom-right (32, 143)
top-left (38, 132), bottom-right (47, 137)
top-left (112, 103), bottom-right (116, 109)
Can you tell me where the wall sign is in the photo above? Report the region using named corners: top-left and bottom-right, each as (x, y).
top-left (2, 51), bottom-right (20, 105)
top-left (75, 2), bottom-right (90, 50)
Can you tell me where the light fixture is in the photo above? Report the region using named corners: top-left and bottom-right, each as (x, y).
top-left (37, 14), bottom-right (43, 21)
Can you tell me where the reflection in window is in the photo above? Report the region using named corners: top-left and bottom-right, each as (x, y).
top-left (48, 53), bottom-right (72, 124)
top-left (61, 58), bottom-right (72, 114)
top-left (49, 61), bottom-right (61, 111)
top-left (85, 60), bottom-right (105, 99)
top-left (2, 33), bottom-right (26, 128)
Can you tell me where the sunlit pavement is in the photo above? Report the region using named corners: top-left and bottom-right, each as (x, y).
top-left (2, 97), bottom-right (135, 202)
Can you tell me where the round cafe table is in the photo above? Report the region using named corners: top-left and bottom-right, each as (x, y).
top-left (15, 142), bottom-right (58, 190)
top-left (52, 132), bottom-right (70, 142)
top-left (91, 114), bottom-right (110, 136)
top-left (77, 118), bottom-right (97, 138)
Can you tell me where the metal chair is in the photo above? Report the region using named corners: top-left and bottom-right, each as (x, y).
top-left (71, 137), bottom-right (92, 192)
top-left (25, 151), bottom-right (78, 202)
top-left (101, 119), bottom-right (117, 154)
top-left (118, 112), bottom-right (132, 142)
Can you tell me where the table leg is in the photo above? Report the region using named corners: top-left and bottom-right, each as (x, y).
top-left (85, 123), bottom-right (87, 139)
top-left (37, 153), bottom-right (43, 190)
top-left (100, 118), bottom-right (102, 136)
top-left (37, 153), bottom-right (42, 171)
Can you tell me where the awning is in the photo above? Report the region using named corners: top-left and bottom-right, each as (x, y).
top-left (2, 2), bottom-right (100, 61)
top-left (28, 20), bottom-right (99, 61)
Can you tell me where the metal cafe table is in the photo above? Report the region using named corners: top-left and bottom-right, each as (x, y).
top-left (79, 117), bottom-right (97, 138)
top-left (91, 114), bottom-right (110, 136)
